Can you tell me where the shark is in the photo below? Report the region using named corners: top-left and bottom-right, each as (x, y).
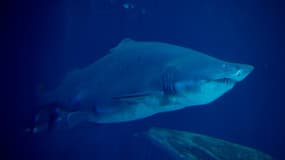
top-left (28, 38), bottom-right (254, 133)
top-left (144, 127), bottom-right (273, 160)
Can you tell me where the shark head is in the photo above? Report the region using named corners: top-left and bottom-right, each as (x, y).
top-left (165, 56), bottom-right (254, 107)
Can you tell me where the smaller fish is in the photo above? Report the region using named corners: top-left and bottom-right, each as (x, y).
top-left (145, 127), bottom-right (273, 160)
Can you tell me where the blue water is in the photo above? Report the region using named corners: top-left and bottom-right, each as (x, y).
top-left (9, 0), bottom-right (284, 159)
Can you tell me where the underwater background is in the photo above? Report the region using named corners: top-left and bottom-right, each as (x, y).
top-left (6, 0), bottom-right (285, 159)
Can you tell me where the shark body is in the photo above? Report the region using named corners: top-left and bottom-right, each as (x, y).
top-left (30, 39), bottom-right (254, 133)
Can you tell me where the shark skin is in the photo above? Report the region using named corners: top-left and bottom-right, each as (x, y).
top-left (29, 39), bottom-right (254, 133)
top-left (145, 127), bottom-right (273, 160)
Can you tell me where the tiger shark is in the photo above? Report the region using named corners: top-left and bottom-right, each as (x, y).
top-left (28, 38), bottom-right (254, 133)
top-left (145, 127), bottom-right (273, 160)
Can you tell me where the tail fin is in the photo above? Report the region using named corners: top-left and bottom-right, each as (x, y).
top-left (25, 103), bottom-right (99, 134)
top-left (26, 103), bottom-right (69, 134)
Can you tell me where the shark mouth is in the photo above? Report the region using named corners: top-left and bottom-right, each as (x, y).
top-left (213, 78), bottom-right (237, 84)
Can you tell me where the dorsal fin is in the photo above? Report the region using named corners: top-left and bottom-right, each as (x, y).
top-left (110, 38), bottom-right (136, 52)
top-left (120, 38), bottom-right (135, 43)
top-left (117, 38), bottom-right (135, 47)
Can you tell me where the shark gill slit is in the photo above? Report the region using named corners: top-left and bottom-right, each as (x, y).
top-left (162, 68), bottom-right (176, 95)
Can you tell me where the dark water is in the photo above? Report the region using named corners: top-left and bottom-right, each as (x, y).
top-left (7, 0), bottom-right (285, 159)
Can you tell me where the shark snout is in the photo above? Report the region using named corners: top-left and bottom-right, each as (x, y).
top-left (230, 63), bottom-right (254, 82)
